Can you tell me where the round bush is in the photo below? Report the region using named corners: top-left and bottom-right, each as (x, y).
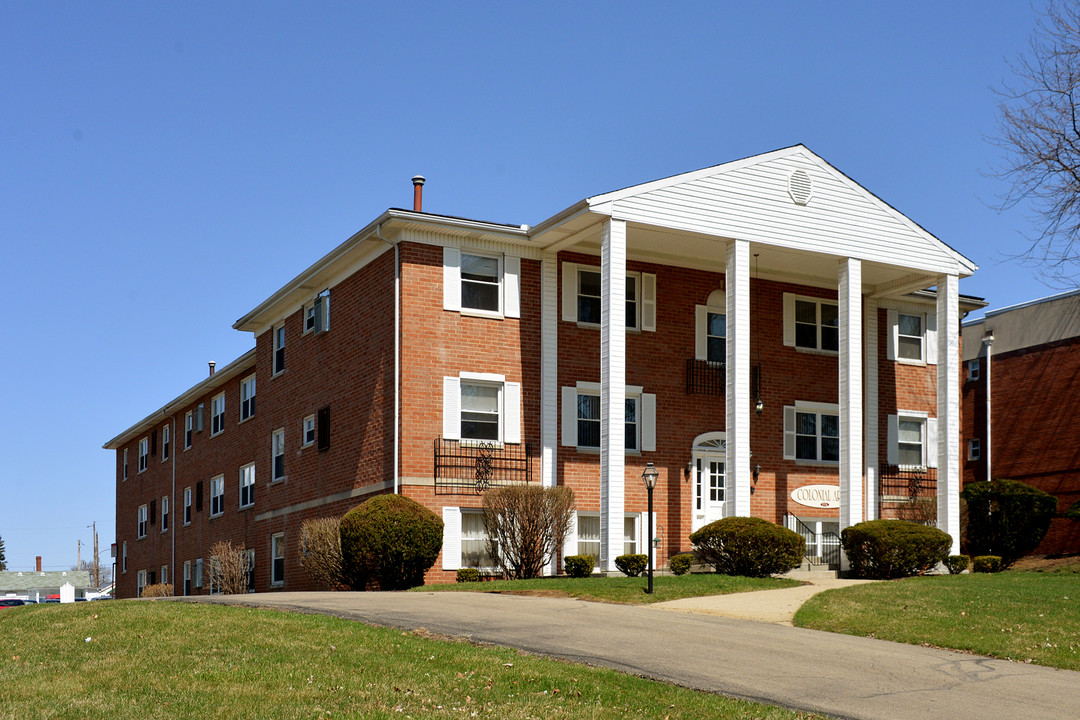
top-left (972, 555), bottom-right (1003, 573)
top-left (668, 552), bottom-right (694, 576)
top-left (456, 568), bottom-right (480, 583)
top-left (689, 517), bottom-right (804, 577)
top-left (339, 494), bottom-right (443, 590)
top-left (841, 519), bottom-right (951, 579)
top-left (945, 554), bottom-right (970, 575)
top-left (563, 554), bottom-right (595, 578)
top-left (615, 554), bottom-right (648, 577)
top-left (961, 478), bottom-right (1056, 568)
top-left (1067, 499), bottom-right (1080, 521)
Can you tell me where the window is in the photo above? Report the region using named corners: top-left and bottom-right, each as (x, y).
top-left (792, 297), bottom-right (838, 352)
top-left (136, 570), bottom-right (147, 597)
top-left (577, 269), bottom-right (638, 328)
top-left (183, 487), bottom-right (192, 525)
top-left (783, 403), bottom-right (840, 463)
top-left (185, 411), bottom-right (193, 449)
top-left (161, 425), bottom-right (170, 461)
top-left (897, 313), bottom-right (924, 361)
top-left (183, 561), bottom-right (191, 596)
top-left (137, 505), bottom-right (148, 539)
top-left (271, 533), bottom-right (285, 586)
top-left (563, 384), bottom-right (655, 452)
top-left (122, 448), bottom-right (128, 481)
top-left (577, 514), bottom-right (600, 561)
top-left (561, 262), bottom-right (655, 331)
top-left (444, 375), bottom-right (521, 444)
top-left (122, 541), bottom-right (127, 573)
top-left (887, 413), bottom-right (936, 469)
top-left (706, 312), bottom-right (726, 363)
top-left (194, 558), bottom-right (203, 588)
top-left (461, 511), bottom-right (497, 569)
top-left (138, 438), bottom-right (148, 472)
top-left (305, 290), bottom-right (330, 333)
top-left (211, 393), bottom-right (225, 435)
top-left (245, 549), bottom-right (255, 592)
top-left (161, 496), bottom-right (169, 532)
top-left (272, 429), bottom-right (285, 482)
top-left (887, 309), bottom-right (937, 364)
top-left (160, 565), bottom-right (168, 586)
top-left (240, 375), bottom-right (256, 421)
top-left (302, 415), bottom-right (316, 447)
top-left (239, 463), bottom-right (255, 508)
top-left (967, 359), bottom-right (981, 382)
top-left (576, 393), bottom-right (600, 448)
top-left (623, 516), bottom-right (638, 556)
top-left (208, 556), bottom-right (221, 595)
top-left (461, 253), bottom-right (501, 313)
top-left (210, 475), bottom-right (224, 517)
top-left (273, 324), bottom-right (285, 375)
top-left (968, 438), bottom-right (981, 461)
top-left (897, 418), bottom-right (925, 466)
top-left (461, 382), bottom-right (500, 441)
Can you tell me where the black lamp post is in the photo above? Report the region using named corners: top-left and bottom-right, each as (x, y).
top-left (642, 462), bottom-right (659, 594)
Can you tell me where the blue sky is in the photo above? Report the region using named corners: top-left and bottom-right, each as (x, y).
top-left (0, 2), bottom-right (1052, 572)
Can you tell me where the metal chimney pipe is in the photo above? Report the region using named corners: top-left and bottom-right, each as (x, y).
top-left (208, 361), bottom-right (216, 376)
top-left (412, 175), bottom-right (425, 212)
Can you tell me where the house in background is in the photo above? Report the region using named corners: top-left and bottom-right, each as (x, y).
top-left (962, 289), bottom-right (1080, 555)
top-left (107, 145), bottom-right (983, 598)
top-left (0, 571), bottom-right (93, 602)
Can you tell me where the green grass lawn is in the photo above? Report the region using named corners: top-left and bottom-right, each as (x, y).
top-left (793, 571), bottom-right (1080, 670)
top-left (0, 601), bottom-right (828, 720)
top-left (414, 572), bottom-right (801, 604)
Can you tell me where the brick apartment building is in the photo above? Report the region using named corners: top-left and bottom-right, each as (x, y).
top-left (106, 145), bottom-right (983, 598)
top-left (962, 289), bottom-right (1080, 555)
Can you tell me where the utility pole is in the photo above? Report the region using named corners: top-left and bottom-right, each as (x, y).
top-left (77, 539), bottom-right (82, 570)
top-left (92, 521), bottom-right (100, 588)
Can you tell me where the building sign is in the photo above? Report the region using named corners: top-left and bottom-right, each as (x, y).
top-left (790, 484), bottom-right (840, 509)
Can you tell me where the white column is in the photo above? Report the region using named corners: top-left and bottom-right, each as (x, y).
top-left (725, 239), bottom-right (751, 517)
top-left (839, 258), bottom-right (863, 531)
top-left (937, 274), bottom-right (961, 554)
top-left (540, 251), bottom-right (559, 490)
top-left (864, 298), bottom-right (880, 521)
top-left (600, 219), bottom-right (627, 572)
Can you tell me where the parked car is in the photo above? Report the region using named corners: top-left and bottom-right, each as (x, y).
top-left (0, 598), bottom-right (26, 608)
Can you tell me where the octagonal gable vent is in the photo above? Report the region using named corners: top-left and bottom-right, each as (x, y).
top-left (788, 169), bottom-right (813, 206)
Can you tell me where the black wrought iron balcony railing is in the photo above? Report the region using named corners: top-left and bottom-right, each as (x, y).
top-left (879, 463), bottom-right (937, 500)
top-left (686, 359), bottom-right (726, 396)
top-left (433, 438), bottom-right (534, 495)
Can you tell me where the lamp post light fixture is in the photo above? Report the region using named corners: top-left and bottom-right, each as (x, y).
top-left (642, 462), bottom-right (660, 594)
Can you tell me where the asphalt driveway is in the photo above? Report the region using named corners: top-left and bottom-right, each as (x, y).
top-left (184, 590), bottom-right (1080, 720)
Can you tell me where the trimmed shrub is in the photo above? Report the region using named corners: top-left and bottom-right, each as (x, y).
top-left (669, 552), bottom-right (694, 576)
top-left (962, 478), bottom-right (1057, 567)
top-left (299, 516), bottom-right (345, 590)
top-left (141, 583), bottom-right (173, 598)
top-left (972, 555), bottom-right (1003, 573)
top-left (945, 554), bottom-right (970, 575)
top-left (1066, 499), bottom-right (1080, 521)
top-left (456, 568), bottom-right (480, 583)
top-left (339, 494), bottom-right (443, 591)
top-left (690, 517), bottom-right (804, 577)
top-left (841, 519), bottom-right (951, 579)
top-left (563, 554), bottom-right (595, 578)
top-left (615, 554), bottom-right (648, 577)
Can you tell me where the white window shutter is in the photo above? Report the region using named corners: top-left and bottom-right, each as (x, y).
top-left (925, 313), bottom-right (938, 365)
top-left (887, 414), bottom-right (899, 465)
top-left (504, 256), bottom-right (521, 319)
top-left (641, 393), bottom-right (656, 452)
top-left (886, 309), bottom-right (898, 361)
top-left (783, 406), bottom-right (796, 459)
top-left (561, 263), bottom-right (578, 322)
top-left (503, 381), bottom-right (522, 444)
top-left (926, 418), bottom-right (938, 468)
top-left (443, 247), bottom-right (461, 312)
top-left (695, 305), bottom-right (708, 361)
top-left (641, 273), bottom-right (657, 332)
top-left (782, 293), bottom-right (795, 347)
top-left (442, 377), bottom-right (461, 440)
top-left (562, 513), bottom-right (578, 564)
top-left (561, 386), bottom-right (577, 446)
top-left (442, 507), bottom-right (462, 570)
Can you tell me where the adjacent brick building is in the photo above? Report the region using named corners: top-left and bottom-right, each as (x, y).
top-left (962, 289), bottom-right (1080, 555)
top-left (107, 146), bottom-right (983, 597)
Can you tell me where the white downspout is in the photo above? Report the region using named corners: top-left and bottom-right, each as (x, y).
top-left (983, 331), bottom-right (994, 482)
top-left (162, 410), bottom-right (176, 594)
top-left (374, 223), bottom-right (401, 494)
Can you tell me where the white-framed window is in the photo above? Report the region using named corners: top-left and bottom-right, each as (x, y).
top-left (783, 294), bottom-right (839, 352)
top-left (967, 358), bottom-right (981, 382)
top-left (161, 496), bottom-right (169, 532)
top-left (245, 549), bottom-right (255, 593)
top-left (183, 561), bottom-right (191, 595)
top-left (461, 510), bottom-right (498, 569)
top-left (211, 393), bottom-right (225, 436)
top-left (240, 375), bottom-right (256, 421)
top-left (239, 463), bottom-right (255, 508)
top-left (122, 448), bottom-right (128, 481)
top-left (886, 308), bottom-right (938, 365)
top-left (138, 438), bottom-right (148, 472)
top-left (210, 475), bottom-right (225, 517)
top-left (137, 505), bottom-right (148, 539)
top-left (122, 541), bottom-right (127, 573)
top-left (561, 262), bottom-right (655, 331)
top-left (161, 425), bottom-right (170, 461)
top-left (887, 412), bottom-right (938, 469)
top-left (561, 383), bottom-right (656, 452)
top-left (442, 373), bottom-right (522, 444)
top-left (208, 556), bottom-right (222, 595)
top-left (194, 557), bottom-right (203, 588)
top-left (443, 248), bottom-right (520, 319)
top-left (136, 570), bottom-right (147, 597)
top-left (271, 533), bottom-right (285, 586)
top-left (302, 415), bottom-right (316, 447)
top-left (184, 411), bottom-right (193, 449)
top-left (160, 565), bottom-right (168, 586)
top-left (183, 487), bottom-right (192, 525)
top-left (272, 429), bottom-right (285, 482)
top-left (623, 515), bottom-right (639, 556)
top-left (968, 438), bottom-right (981, 461)
top-left (896, 313), bottom-right (924, 361)
top-left (305, 290), bottom-right (330, 334)
top-left (577, 513), bottom-right (600, 561)
top-left (273, 324), bottom-right (286, 375)
top-left (783, 402), bottom-right (840, 463)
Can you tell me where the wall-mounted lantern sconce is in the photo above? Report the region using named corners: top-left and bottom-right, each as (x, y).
top-left (684, 460), bottom-right (693, 481)
top-left (755, 397), bottom-right (764, 415)
top-left (751, 463), bottom-right (761, 494)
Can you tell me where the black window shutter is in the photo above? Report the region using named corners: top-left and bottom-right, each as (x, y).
top-left (149, 499), bottom-right (156, 525)
top-left (317, 406), bottom-right (331, 451)
top-left (151, 430), bottom-right (157, 456)
top-left (196, 481), bottom-right (203, 511)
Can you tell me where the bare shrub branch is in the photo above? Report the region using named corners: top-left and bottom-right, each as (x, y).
top-left (299, 516), bottom-right (345, 590)
top-left (207, 540), bottom-right (249, 595)
top-left (481, 485), bottom-right (575, 580)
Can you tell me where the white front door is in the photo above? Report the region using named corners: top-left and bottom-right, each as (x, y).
top-left (692, 452), bottom-right (726, 531)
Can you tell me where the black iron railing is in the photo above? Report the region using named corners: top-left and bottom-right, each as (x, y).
top-left (686, 359), bottom-right (726, 395)
top-left (433, 439), bottom-right (533, 495)
top-left (788, 515), bottom-right (841, 569)
top-left (880, 464), bottom-right (937, 500)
